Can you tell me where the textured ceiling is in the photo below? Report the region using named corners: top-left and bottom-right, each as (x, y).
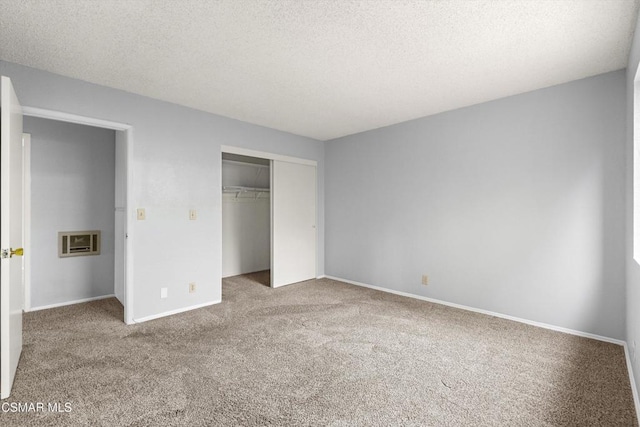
top-left (1, 0), bottom-right (638, 141)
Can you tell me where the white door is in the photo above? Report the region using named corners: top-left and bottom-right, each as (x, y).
top-left (0, 76), bottom-right (24, 399)
top-left (271, 160), bottom-right (316, 287)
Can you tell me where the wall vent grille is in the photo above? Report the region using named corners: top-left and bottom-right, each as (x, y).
top-left (58, 230), bottom-right (101, 257)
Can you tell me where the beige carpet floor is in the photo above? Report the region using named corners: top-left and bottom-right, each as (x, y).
top-left (1, 272), bottom-right (637, 426)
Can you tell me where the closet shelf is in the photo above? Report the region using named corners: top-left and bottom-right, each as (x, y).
top-left (223, 185), bottom-right (270, 199)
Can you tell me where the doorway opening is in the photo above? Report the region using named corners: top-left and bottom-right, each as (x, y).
top-left (22, 108), bottom-right (133, 324)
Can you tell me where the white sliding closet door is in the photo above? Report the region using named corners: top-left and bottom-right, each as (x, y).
top-left (271, 160), bottom-right (316, 288)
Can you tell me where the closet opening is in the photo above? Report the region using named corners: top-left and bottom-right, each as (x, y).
top-left (221, 145), bottom-right (318, 291)
top-left (222, 153), bottom-right (271, 287)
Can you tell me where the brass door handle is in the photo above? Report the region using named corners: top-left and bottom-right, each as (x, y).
top-left (10, 248), bottom-right (23, 257)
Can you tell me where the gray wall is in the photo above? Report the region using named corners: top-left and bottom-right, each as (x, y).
top-left (0, 59), bottom-right (325, 321)
top-left (326, 70), bottom-right (626, 339)
top-left (4, 59), bottom-right (629, 343)
top-left (626, 11), bottom-right (640, 405)
top-left (24, 116), bottom-right (115, 308)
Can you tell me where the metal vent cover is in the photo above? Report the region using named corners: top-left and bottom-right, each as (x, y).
top-left (58, 230), bottom-right (100, 257)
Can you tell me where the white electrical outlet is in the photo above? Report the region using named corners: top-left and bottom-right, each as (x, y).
top-left (189, 282), bottom-right (196, 293)
top-left (160, 287), bottom-right (168, 299)
top-left (421, 275), bottom-right (429, 286)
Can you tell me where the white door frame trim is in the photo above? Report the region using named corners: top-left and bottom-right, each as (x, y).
top-left (22, 133), bottom-right (31, 312)
top-left (221, 145), bottom-right (317, 166)
top-left (21, 107), bottom-right (135, 324)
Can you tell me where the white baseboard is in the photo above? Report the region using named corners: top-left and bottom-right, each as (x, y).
top-left (624, 343), bottom-right (640, 423)
top-left (28, 294), bottom-right (116, 312)
top-left (323, 276), bottom-right (625, 346)
top-left (132, 300), bottom-right (221, 324)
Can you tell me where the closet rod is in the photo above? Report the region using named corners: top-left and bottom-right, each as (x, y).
top-left (223, 185), bottom-right (270, 199)
top-left (223, 185), bottom-right (270, 193)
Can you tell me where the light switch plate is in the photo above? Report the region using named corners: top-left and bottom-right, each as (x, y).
top-left (189, 209), bottom-right (197, 220)
top-left (137, 208), bottom-right (146, 220)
